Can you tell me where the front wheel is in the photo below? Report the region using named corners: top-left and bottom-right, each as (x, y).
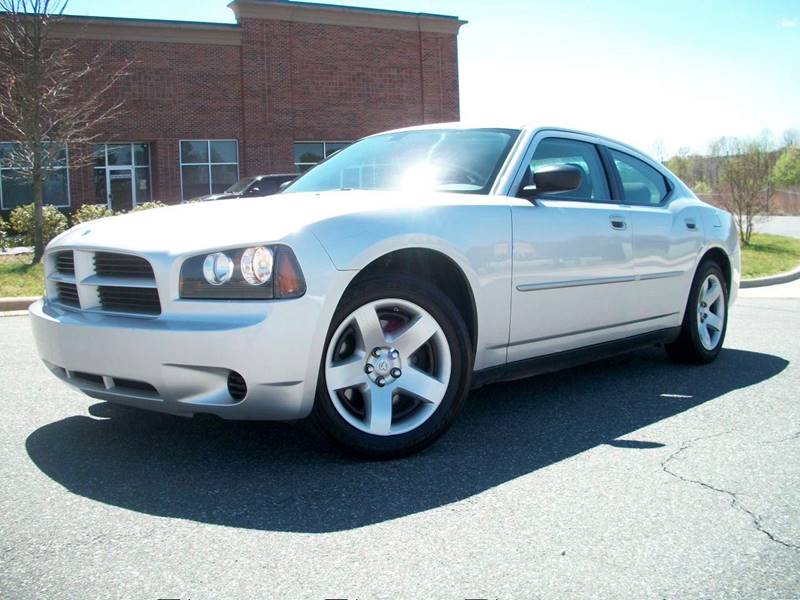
top-left (312, 276), bottom-right (472, 458)
top-left (665, 261), bottom-right (729, 364)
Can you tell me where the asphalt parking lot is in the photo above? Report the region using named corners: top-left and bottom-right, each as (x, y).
top-left (1, 293), bottom-right (798, 599)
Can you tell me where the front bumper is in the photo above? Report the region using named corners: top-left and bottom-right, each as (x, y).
top-left (29, 296), bottom-right (323, 420)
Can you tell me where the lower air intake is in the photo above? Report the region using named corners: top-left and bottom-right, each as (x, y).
top-left (227, 371), bottom-right (247, 401)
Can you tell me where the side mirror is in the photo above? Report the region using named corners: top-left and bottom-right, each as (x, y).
top-left (518, 164), bottom-right (583, 200)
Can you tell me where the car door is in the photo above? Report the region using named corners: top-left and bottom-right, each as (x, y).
top-left (508, 134), bottom-right (636, 363)
top-left (605, 147), bottom-right (702, 326)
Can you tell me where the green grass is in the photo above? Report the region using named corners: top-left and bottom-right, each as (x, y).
top-left (0, 255), bottom-right (43, 298)
top-left (741, 233), bottom-right (800, 279)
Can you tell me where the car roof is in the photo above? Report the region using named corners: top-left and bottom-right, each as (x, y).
top-left (377, 121), bottom-right (525, 135)
top-left (372, 122), bottom-right (658, 167)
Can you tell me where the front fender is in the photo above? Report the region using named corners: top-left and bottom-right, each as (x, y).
top-left (310, 205), bottom-right (513, 370)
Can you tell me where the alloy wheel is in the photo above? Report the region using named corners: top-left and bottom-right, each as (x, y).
top-left (696, 273), bottom-right (725, 351)
top-left (324, 298), bottom-right (452, 437)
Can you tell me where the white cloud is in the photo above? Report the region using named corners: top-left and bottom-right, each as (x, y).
top-left (780, 18), bottom-right (800, 28)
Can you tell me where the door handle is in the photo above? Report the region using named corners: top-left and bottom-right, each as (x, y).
top-left (685, 218), bottom-right (698, 231)
top-left (610, 215), bottom-right (627, 231)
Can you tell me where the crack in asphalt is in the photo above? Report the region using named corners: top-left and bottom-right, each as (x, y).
top-left (779, 430), bottom-right (800, 443)
top-left (661, 431), bottom-right (800, 551)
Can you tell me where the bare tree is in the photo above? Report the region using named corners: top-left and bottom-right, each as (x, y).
top-left (0, 0), bottom-right (129, 262)
top-left (783, 128), bottom-right (799, 149)
top-left (665, 147), bottom-right (692, 184)
top-left (714, 137), bottom-right (777, 245)
top-left (650, 138), bottom-right (666, 163)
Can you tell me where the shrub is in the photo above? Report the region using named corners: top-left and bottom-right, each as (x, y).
top-left (9, 203), bottom-right (68, 247)
top-left (0, 216), bottom-right (9, 251)
top-left (131, 201), bottom-right (167, 213)
top-left (693, 181), bottom-right (712, 194)
top-left (772, 146), bottom-right (800, 187)
top-left (72, 203), bottom-right (114, 225)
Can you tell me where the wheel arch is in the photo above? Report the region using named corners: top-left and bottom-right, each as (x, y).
top-left (699, 246), bottom-right (732, 292)
top-left (342, 247), bottom-right (479, 355)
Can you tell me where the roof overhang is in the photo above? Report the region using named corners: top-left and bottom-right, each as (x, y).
top-left (229, 0), bottom-right (466, 34)
top-left (51, 16), bottom-right (243, 46)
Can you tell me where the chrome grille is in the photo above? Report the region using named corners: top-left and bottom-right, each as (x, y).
top-left (56, 282), bottom-right (80, 307)
top-left (55, 251), bottom-right (75, 275)
top-left (47, 250), bottom-right (161, 317)
top-left (94, 252), bottom-right (155, 279)
top-left (98, 286), bottom-right (161, 315)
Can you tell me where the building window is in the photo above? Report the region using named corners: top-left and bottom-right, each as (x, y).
top-left (0, 142), bottom-right (70, 210)
top-left (180, 140), bottom-right (239, 201)
top-left (294, 141), bottom-right (352, 173)
top-left (94, 143), bottom-right (151, 212)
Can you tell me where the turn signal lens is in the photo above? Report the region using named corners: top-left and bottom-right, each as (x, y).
top-left (277, 250), bottom-right (302, 296)
top-left (241, 246), bottom-right (274, 286)
top-left (203, 252), bottom-right (234, 286)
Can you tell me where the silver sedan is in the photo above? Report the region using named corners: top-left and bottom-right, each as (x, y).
top-left (30, 124), bottom-right (740, 457)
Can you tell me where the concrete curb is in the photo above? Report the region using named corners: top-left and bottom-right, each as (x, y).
top-left (0, 247), bottom-right (33, 257)
top-left (741, 265), bottom-right (800, 289)
top-left (0, 297), bottom-right (39, 312)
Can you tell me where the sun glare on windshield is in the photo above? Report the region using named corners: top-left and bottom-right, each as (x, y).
top-left (399, 164), bottom-right (442, 191)
top-left (284, 128), bottom-right (520, 196)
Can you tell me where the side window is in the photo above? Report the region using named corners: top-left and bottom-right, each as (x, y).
top-left (609, 149), bottom-right (669, 205)
top-left (245, 181), bottom-right (262, 196)
top-left (259, 180), bottom-right (278, 195)
top-left (529, 138), bottom-right (610, 201)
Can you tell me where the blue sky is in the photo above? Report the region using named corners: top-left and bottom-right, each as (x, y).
top-left (65, 0), bottom-right (800, 157)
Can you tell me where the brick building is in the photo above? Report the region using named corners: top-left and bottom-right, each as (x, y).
top-left (0, 0), bottom-right (464, 213)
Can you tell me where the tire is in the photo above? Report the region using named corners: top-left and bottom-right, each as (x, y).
top-left (312, 275), bottom-right (472, 459)
top-left (665, 260), bottom-right (729, 364)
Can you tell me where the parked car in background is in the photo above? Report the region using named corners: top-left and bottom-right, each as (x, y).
top-left (31, 123), bottom-right (740, 458)
top-left (194, 174), bottom-right (297, 201)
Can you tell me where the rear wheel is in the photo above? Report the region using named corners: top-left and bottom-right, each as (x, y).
top-left (312, 276), bottom-right (472, 458)
top-left (665, 261), bottom-right (729, 364)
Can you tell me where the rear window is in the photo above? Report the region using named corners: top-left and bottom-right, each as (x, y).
top-left (610, 149), bottom-right (670, 205)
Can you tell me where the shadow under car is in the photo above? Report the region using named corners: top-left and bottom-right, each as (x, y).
top-left (25, 347), bottom-right (788, 533)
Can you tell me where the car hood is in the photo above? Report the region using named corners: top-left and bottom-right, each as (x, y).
top-left (49, 190), bottom-right (514, 256)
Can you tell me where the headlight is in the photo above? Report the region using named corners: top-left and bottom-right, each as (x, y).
top-left (240, 246), bottom-right (273, 285)
top-left (203, 252), bottom-right (234, 286)
top-left (180, 245), bottom-right (306, 300)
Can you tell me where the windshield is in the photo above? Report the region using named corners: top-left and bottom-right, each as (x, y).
top-left (284, 128), bottom-right (520, 195)
top-left (225, 177), bottom-right (256, 194)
